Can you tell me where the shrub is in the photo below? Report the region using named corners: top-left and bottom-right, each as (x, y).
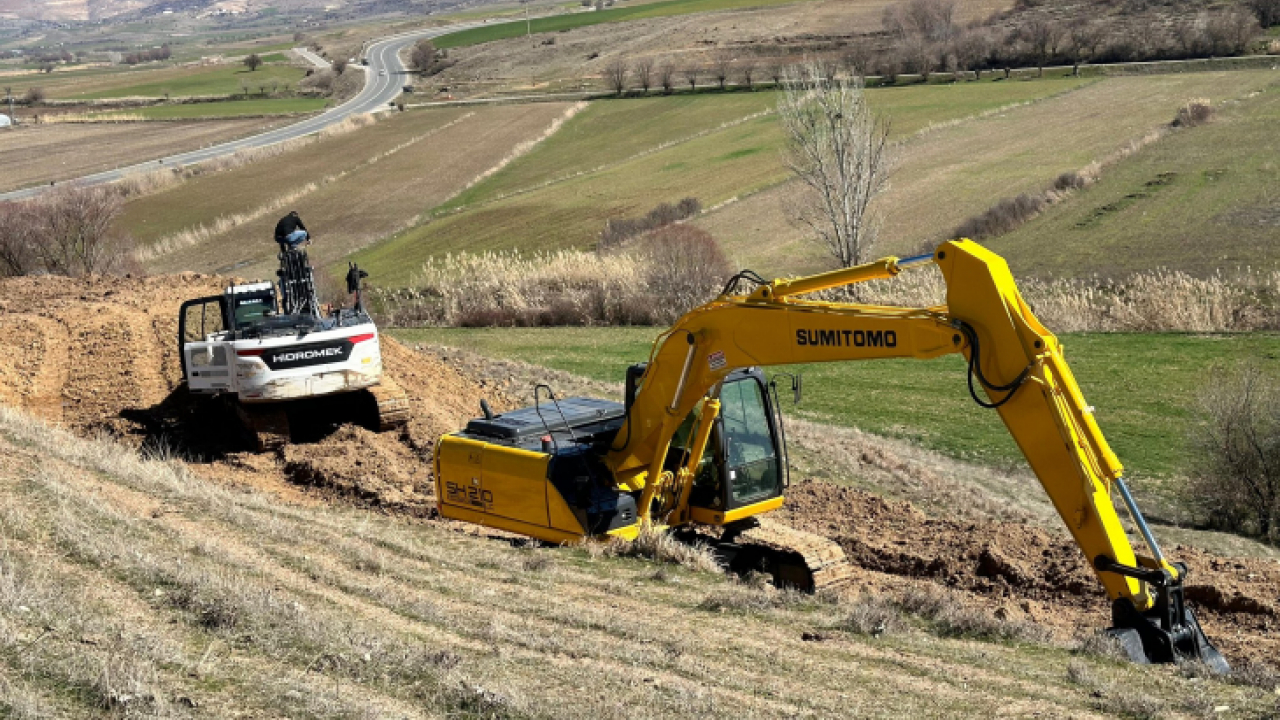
top-left (371, 229), bottom-right (729, 328)
top-left (840, 595), bottom-right (905, 636)
top-left (1172, 99), bottom-right (1213, 128)
top-left (1189, 365), bottom-right (1280, 541)
top-left (598, 198), bottom-right (701, 249)
top-left (953, 193), bottom-right (1046, 240)
top-left (0, 185), bottom-right (134, 276)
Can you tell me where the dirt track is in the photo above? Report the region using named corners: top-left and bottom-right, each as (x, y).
top-left (0, 273), bottom-right (1276, 669)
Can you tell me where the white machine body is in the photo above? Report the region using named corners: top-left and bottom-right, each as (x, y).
top-left (180, 281), bottom-right (384, 404)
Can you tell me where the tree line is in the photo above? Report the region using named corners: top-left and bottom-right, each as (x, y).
top-left (596, 0), bottom-right (1276, 94)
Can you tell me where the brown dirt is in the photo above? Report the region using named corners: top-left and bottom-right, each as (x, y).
top-left (0, 272), bottom-right (511, 511)
top-left (777, 480), bottom-right (1280, 667)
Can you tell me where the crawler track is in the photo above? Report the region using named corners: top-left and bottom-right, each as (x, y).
top-left (715, 517), bottom-right (856, 592)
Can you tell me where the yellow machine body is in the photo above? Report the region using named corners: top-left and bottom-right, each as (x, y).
top-left (434, 239), bottom-right (1217, 657)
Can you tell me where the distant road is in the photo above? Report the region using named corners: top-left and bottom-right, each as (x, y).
top-left (0, 21), bottom-right (484, 202)
top-left (292, 46), bottom-right (333, 70)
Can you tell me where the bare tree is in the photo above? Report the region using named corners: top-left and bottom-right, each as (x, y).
top-left (1206, 8), bottom-right (1260, 56)
top-left (0, 202), bottom-right (36, 276)
top-left (883, 0), bottom-right (957, 43)
top-left (1245, 0), bottom-right (1280, 28)
top-left (1066, 22), bottom-right (1103, 75)
top-left (767, 61), bottom-right (785, 86)
top-left (738, 60), bottom-right (756, 90)
top-left (605, 58), bottom-right (629, 95)
top-left (682, 66), bottom-right (700, 92)
top-left (24, 86), bottom-right (45, 104)
top-left (1191, 365), bottom-right (1280, 541)
top-left (1019, 19), bottom-right (1060, 77)
top-left (778, 63), bottom-right (891, 268)
top-left (634, 57), bottom-right (654, 94)
top-left (410, 39), bottom-right (438, 73)
top-left (333, 57), bottom-right (348, 74)
top-left (905, 35), bottom-right (936, 81)
top-left (712, 53), bottom-right (732, 90)
top-left (952, 29), bottom-right (991, 80)
top-left (657, 63), bottom-right (675, 94)
top-left (841, 42), bottom-right (873, 78)
top-left (876, 50), bottom-right (903, 84)
top-left (6, 186), bottom-right (132, 276)
top-left (244, 53), bottom-right (263, 72)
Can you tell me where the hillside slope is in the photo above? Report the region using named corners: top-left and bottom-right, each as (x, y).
top-left (0, 274), bottom-right (1277, 712)
top-left (3, 387), bottom-right (1280, 716)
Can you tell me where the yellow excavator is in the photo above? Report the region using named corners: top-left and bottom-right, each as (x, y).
top-left (434, 239), bottom-right (1228, 670)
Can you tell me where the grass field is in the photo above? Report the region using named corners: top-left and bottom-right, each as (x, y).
top-left (0, 61), bottom-right (308, 100)
top-left (700, 70), bottom-right (1280, 277)
top-left (129, 104), bottom-right (580, 279)
top-left (76, 63), bottom-right (308, 100)
top-left (106, 97), bottom-right (328, 119)
top-left (988, 80), bottom-right (1280, 279)
top-left (4, 408), bottom-right (1272, 718)
top-left (354, 77), bottom-right (1091, 285)
top-left (435, 0), bottom-right (818, 48)
top-left (389, 327), bottom-right (1280, 483)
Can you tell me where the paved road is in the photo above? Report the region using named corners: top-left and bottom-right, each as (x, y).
top-left (0, 21), bottom-right (483, 202)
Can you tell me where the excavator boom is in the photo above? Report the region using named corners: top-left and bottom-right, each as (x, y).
top-left (604, 239), bottom-right (1226, 670)
top-left (435, 238), bottom-right (1227, 670)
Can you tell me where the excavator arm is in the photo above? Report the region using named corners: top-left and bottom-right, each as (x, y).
top-left (607, 238), bottom-right (1227, 670)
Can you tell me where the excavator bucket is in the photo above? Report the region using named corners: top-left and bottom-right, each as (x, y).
top-left (1100, 559), bottom-right (1230, 672)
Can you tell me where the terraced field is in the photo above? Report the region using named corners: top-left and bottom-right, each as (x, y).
top-left (0, 118), bottom-right (289, 193)
top-left (698, 70), bottom-right (1280, 276)
top-left (127, 103), bottom-right (579, 279)
top-left (355, 77), bottom-right (1091, 285)
top-left (988, 80), bottom-right (1280, 278)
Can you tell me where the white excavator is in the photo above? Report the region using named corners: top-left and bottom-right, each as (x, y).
top-left (178, 246), bottom-right (408, 449)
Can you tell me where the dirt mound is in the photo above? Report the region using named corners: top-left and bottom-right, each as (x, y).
top-left (0, 273), bottom-right (507, 508)
top-left (778, 480), bottom-right (1280, 666)
top-left (282, 425), bottom-right (433, 513)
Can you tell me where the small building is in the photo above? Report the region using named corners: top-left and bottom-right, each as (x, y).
top-left (0, 114), bottom-right (12, 128)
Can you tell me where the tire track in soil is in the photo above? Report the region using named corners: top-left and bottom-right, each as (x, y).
top-left (0, 313), bottom-right (70, 423)
top-left (55, 303), bottom-right (151, 432)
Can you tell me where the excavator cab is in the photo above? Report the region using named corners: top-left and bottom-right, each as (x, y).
top-left (644, 366), bottom-right (787, 521)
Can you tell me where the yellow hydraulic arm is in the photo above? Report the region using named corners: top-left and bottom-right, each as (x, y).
top-left (607, 240), bottom-right (1226, 669)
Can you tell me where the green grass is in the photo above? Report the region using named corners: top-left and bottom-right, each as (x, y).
top-left (74, 63), bottom-right (307, 99)
top-left (388, 327), bottom-right (1280, 480)
top-left (353, 78), bottom-right (1089, 284)
top-left (988, 80), bottom-right (1280, 279)
top-left (436, 0), bottom-right (816, 48)
top-left (110, 97), bottom-right (327, 119)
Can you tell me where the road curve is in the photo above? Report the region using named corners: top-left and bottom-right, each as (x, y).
top-left (0, 21), bottom-right (484, 202)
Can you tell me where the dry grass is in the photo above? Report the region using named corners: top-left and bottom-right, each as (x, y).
top-left (2, 403), bottom-right (1279, 715)
top-left (817, 264), bottom-right (1280, 333)
top-left (373, 247), bottom-right (726, 328)
top-left (379, 248), bottom-right (1280, 333)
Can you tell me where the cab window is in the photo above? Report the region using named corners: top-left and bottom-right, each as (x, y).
top-left (720, 379), bottom-right (780, 506)
top-left (233, 298), bottom-right (273, 328)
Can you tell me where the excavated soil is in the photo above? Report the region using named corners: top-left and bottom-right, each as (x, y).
top-left (0, 273), bottom-right (511, 509)
top-left (0, 273), bottom-right (1277, 668)
top-left (777, 481), bottom-right (1280, 667)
